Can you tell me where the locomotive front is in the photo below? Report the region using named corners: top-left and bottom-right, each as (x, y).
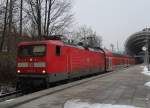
top-left (16, 42), bottom-right (48, 89)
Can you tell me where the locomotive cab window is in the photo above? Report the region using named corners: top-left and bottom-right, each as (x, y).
top-left (18, 45), bottom-right (46, 57)
top-left (56, 46), bottom-right (61, 56)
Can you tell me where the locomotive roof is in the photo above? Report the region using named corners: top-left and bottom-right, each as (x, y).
top-left (18, 40), bottom-right (64, 46)
top-left (18, 40), bottom-right (105, 52)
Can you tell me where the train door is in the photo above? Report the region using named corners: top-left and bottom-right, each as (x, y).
top-left (106, 57), bottom-right (112, 71)
top-left (106, 57), bottom-right (109, 70)
top-left (109, 57), bottom-right (112, 70)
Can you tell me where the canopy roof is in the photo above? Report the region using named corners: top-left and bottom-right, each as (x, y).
top-left (125, 28), bottom-right (150, 55)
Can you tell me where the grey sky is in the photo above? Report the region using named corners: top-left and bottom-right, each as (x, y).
top-left (73, 0), bottom-right (150, 50)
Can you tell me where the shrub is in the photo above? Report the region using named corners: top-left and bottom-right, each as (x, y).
top-left (0, 52), bottom-right (16, 84)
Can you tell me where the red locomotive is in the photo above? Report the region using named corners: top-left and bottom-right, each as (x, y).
top-left (16, 36), bottom-right (135, 90)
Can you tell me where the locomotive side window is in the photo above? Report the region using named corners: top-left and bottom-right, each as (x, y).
top-left (56, 46), bottom-right (61, 56)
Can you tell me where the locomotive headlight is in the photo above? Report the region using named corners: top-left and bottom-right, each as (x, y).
top-left (34, 62), bottom-right (46, 67)
top-left (42, 70), bottom-right (46, 74)
top-left (17, 70), bottom-right (20, 73)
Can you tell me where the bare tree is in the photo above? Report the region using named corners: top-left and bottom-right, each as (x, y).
top-left (7, 0), bottom-right (14, 53)
top-left (70, 25), bottom-right (103, 48)
top-left (0, 0), bottom-right (19, 52)
top-left (110, 43), bottom-right (114, 52)
top-left (0, 0), bottom-right (9, 52)
top-left (0, 0), bottom-right (5, 26)
top-left (24, 0), bottom-right (73, 39)
top-left (0, 0), bottom-right (74, 52)
top-left (20, 0), bottom-right (23, 36)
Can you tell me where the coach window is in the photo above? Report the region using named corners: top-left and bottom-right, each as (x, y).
top-left (56, 46), bottom-right (61, 56)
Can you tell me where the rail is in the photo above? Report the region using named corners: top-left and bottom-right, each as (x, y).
top-left (0, 90), bottom-right (22, 102)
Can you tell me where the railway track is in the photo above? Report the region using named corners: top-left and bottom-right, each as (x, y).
top-left (0, 90), bottom-right (22, 102)
top-left (0, 72), bottom-right (110, 103)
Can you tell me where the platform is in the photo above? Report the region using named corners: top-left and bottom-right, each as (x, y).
top-left (1, 65), bottom-right (150, 108)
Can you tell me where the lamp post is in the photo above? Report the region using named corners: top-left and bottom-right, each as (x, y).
top-left (143, 28), bottom-right (150, 71)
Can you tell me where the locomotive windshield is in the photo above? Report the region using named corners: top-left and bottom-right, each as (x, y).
top-left (18, 45), bottom-right (46, 57)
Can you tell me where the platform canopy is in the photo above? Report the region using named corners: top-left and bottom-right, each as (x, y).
top-left (125, 28), bottom-right (150, 56)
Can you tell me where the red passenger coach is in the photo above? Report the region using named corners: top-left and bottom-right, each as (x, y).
top-left (16, 37), bottom-right (136, 90)
top-left (111, 53), bottom-right (135, 69)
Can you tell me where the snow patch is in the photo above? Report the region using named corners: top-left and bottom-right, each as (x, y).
top-left (142, 66), bottom-right (150, 88)
top-left (140, 66), bottom-right (145, 68)
top-left (5, 99), bottom-right (15, 102)
top-left (141, 66), bottom-right (150, 76)
top-left (144, 81), bottom-right (150, 87)
top-left (64, 99), bottom-right (140, 108)
top-left (143, 66), bottom-right (148, 71)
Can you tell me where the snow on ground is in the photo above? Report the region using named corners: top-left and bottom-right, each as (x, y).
top-left (5, 99), bottom-right (15, 102)
top-left (141, 66), bottom-right (150, 76)
top-left (142, 66), bottom-right (150, 88)
top-left (64, 99), bottom-right (140, 108)
top-left (143, 66), bottom-right (148, 71)
top-left (144, 81), bottom-right (150, 87)
top-left (140, 65), bottom-right (145, 68)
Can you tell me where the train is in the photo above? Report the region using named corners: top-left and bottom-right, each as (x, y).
top-left (16, 36), bottom-right (136, 90)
